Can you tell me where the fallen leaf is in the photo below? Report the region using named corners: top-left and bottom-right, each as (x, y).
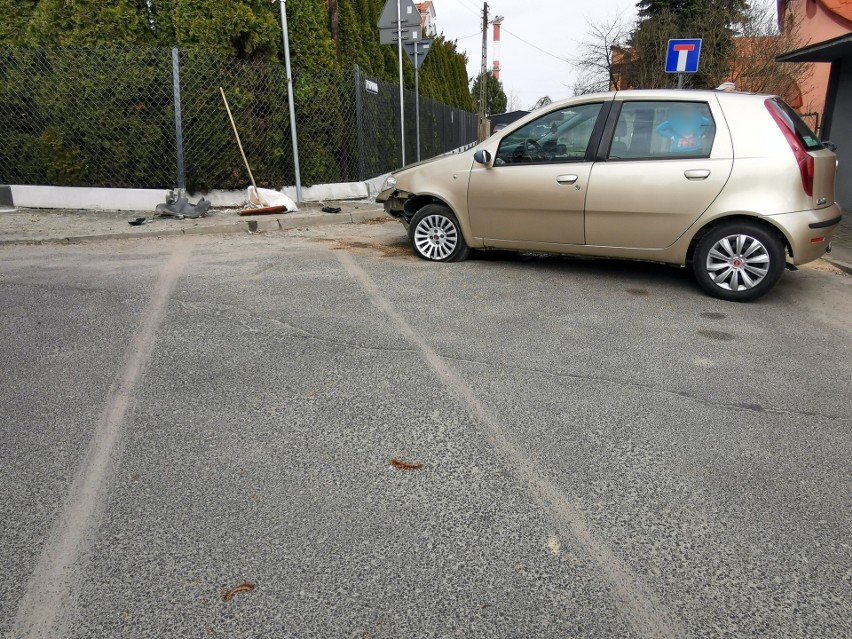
top-left (389, 458), bottom-right (423, 471)
top-left (222, 582), bottom-right (255, 601)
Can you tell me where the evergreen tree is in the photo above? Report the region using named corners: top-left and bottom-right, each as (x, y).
top-left (172, 0), bottom-right (280, 61)
top-left (337, 0), bottom-right (384, 76)
top-left (0, 0), bottom-right (38, 45)
top-left (636, 0), bottom-right (747, 27)
top-left (28, 0), bottom-right (154, 46)
top-left (444, 39), bottom-right (475, 110)
top-left (148, 0), bottom-right (177, 45)
top-left (630, 0), bottom-right (748, 88)
top-left (284, 0), bottom-right (338, 71)
top-left (637, 0), bottom-right (705, 20)
top-left (354, 0), bottom-right (386, 77)
top-left (471, 72), bottom-right (507, 116)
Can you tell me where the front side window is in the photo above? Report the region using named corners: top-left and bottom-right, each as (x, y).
top-left (495, 103), bottom-right (603, 166)
top-left (608, 101), bottom-right (716, 160)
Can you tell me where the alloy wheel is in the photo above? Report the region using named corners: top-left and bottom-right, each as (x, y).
top-left (705, 234), bottom-right (770, 291)
top-left (413, 214), bottom-right (459, 260)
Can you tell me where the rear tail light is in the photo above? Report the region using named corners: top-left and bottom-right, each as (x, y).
top-left (765, 99), bottom-right (814, 197)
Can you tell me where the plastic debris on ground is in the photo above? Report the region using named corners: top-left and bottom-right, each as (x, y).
top-left (155, 193), bottom-right (211, 219)
top-left (240, 187), bottom-right (298, 216)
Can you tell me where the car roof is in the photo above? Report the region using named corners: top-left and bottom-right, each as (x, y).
top-left (492, 89), bottom-right (773, 139)
top-left (545, 89), bottom-right (768, 111)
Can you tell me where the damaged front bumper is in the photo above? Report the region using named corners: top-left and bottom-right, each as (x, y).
top-left (376, 187), bottom-right (411, 225)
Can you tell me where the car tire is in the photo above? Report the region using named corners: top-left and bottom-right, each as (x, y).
top-left (692, 221), bottom-right (785, 302)
top-left (408, 204), bottom-right (470, 262)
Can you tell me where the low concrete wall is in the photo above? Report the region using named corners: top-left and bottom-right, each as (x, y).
top-left (202, 182), bottom-right (369, 207)
top-left (7, 182), bottom-right (372, 211)
top-left (9, 185), bottom-right (171, 211)
top-left (4, 140), bottom-right (477, 211)
top-left (287, 181), bottom-right (369, 202)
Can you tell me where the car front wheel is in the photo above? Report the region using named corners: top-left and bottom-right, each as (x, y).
top-left (692, 222), bottom-right (785, 302)
top-left (409, 204), bottom-right (470, 262)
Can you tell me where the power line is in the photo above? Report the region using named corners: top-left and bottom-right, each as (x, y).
top-left (502, 27), bottom-right (568, 63)
top-left (457, 0), bottom-right (483, 17)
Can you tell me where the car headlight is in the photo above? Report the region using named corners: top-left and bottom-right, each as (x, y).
top-left (384, 175), bottom-right (397, 189)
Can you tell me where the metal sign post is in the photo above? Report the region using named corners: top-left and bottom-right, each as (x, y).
top-left (378, 0), bottom-right (421, 166)
top-left (396, 0), bottom-right (404, 165)
top-left (403, 39), bottom-right (432, 162)
top-left (665, 38), bottom-right (702, 89)
top-left (278, 0), bottom-right (302, 203)
top-left (414, 41), bottom-right (419, 161)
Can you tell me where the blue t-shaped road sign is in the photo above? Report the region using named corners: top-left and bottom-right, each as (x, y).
top-left (665, 39), bottom-right (702, 73)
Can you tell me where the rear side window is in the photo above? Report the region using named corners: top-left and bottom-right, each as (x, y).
top-left (608, 101), bottom-right (716, 160)
top-left (766, 98), bottom-right (822, 151)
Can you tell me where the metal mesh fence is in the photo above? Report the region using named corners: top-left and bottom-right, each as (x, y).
top-left (0, 48), bottom-right (176, 188)
top-left (0, 47), bottom-right (478, 191)
top-left (354, 69), bottom-right (479, 178)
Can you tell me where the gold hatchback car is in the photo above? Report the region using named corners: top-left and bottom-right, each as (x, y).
top-left (377, 90), bottom-right (842, 301)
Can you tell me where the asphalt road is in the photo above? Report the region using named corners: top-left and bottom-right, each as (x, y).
top-left (1, 222), bottom-right (850, 638)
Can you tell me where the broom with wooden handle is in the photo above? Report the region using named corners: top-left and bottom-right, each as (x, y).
top-left (219, 87), bottom-right (267, 208)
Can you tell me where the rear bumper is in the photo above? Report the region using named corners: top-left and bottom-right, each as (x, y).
top-left (766, 204), bottom-right (842, 265)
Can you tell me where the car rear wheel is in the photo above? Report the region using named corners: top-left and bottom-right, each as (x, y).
top-left (409, 204), bottom-right (470, 262)
top-left (692, 222), bottom-right (785, 302)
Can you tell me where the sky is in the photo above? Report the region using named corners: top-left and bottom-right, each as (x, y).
top-left (429, 0), bottom-right (777, 110)
top-left (430, 0), bottom-right (637, 110)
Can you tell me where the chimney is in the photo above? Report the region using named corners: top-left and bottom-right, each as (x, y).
top-left (492, 16), bottom-right (504, 80)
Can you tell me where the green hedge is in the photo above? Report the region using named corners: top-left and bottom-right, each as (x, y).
top-left (0, 47), bottom-right (476, 190)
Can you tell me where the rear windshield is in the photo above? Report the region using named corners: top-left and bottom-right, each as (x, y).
top-left (768, 98), bottom-right (822, 151)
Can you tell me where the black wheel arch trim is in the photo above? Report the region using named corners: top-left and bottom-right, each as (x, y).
top-left (403, 194), bottom-right (453, 220)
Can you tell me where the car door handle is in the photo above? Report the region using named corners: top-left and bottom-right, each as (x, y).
top-left (684, 169), bottom-right (711, 181)
top-left (556, 174), bottom-right (579, 184)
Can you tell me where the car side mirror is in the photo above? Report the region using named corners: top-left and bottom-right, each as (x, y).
top-left (823, 141), bottom-right (837, 152)
top-left (473, 150), bottom-right (492, 165)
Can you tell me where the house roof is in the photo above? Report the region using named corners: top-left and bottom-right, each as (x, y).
top-left (416, 2), bottom-right (435, 16)
top-left (821, 0), bottom-right (852, 22)
top-left (777, 32), bottom-right (852, 61)
top-left (778, 0), bottom-right (852, 30)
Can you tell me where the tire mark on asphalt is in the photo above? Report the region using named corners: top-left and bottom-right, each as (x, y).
top-left (11, 239), bottom-right (193, 639)
top-left (337, 251), bottom-right (685, 639)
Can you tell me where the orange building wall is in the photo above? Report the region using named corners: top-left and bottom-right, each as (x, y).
top-left (781, 0), bottom-right (852, 122)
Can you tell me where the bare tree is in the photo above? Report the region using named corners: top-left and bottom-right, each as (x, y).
top-left (505, 89), bottom-right (523, 112)
top-left (572, 14), bottom-right (634, 94)
top-left (572, 1), bottom-right (812, 98)
top-left (727, 2), bottom-right (812, 105)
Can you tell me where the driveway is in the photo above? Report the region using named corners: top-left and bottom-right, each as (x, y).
top-left (1, 222), bottom-right (850, 638)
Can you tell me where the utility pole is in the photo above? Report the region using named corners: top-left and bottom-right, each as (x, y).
top-left (478, 2), bottom-right (489, 141)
